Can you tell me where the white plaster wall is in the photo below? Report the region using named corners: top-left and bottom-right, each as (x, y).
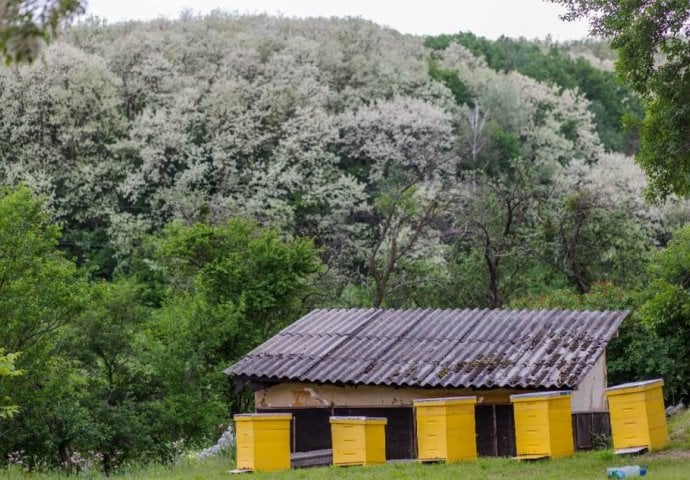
top-left (570, 353), bottom-right (607, 412)
top-left (255, 383), bottom-right (526, 409)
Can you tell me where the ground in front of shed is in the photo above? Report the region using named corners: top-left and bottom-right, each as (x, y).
top-left (3, 409), bottom-right (690, 480)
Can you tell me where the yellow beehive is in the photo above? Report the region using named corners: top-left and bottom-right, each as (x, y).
top-left (606, 378), bottom-right (668, 451)
top-left (234, 413), bottom-right (292, 472)
top-left (511, 391), bottom-right (574, 459)
top-left (414, 396), bottom-right (477, 462)
top-left (329, 416), bottom-right (387, 466)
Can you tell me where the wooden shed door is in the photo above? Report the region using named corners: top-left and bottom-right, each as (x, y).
top-left (475, 405), bottom-right (516, 457)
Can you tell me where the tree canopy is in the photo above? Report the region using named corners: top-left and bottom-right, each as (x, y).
top-left (550, 0), bottom-right (690, 198)
top-left (425, 31), bottom-right (644, 154)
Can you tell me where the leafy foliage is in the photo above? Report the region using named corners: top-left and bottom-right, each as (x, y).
top-left (0, 349), bottom-right (21, 419)
top-left (425, 31), bottom-right (644, 154)
top-left (550, 0), bottom-right (690, 198)
top-left (148, 218), bottom-right (321, 437)
top-left (639, 226), bottom-right (690, 400)
top-left (0, 187), bottom-right (322, 471)
top-left (0, 0), bottom-right (84, 63)
top-left (0, 186), bottom-right (83, 352)
top-left (0, 186), bottom-right (86, 467)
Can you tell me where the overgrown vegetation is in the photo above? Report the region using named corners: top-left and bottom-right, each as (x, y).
top-left (424, 32), bottom-right (644, 154)
top-left (549, 0), bottom-right (690, 199)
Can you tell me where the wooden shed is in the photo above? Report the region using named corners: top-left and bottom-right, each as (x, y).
top-left (226, 308), bottom-right (627, 459)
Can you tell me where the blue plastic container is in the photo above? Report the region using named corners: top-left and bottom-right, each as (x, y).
top-left (606, 465), bottom-right (647, 478)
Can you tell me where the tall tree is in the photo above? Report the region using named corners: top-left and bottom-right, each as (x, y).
top-left (0, 186), bottom-right (86, 467)
top-left (336, 97), bottom-right (460, 307)
top-left (639, 225), bottom-right (690, 399)
top-left (66, 280), bottom-right (152, 473)
top-left (0, 42), bottom-right (127, 276)
top-left (426, 30), bottom-right (643, 154)
top-left (543, 153), bottom-right (664, 294)
top-left (455, 164), bottom-right (547, 308)
top-left (550, 0), bottom-right (690, 198)
top-left (0, 186), bottom-right (83, 353)
top-left (150, 218), bottom-right (321, 420)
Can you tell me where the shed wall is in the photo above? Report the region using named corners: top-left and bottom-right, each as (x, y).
top-left (255, 383), bottom-right (527, 409)
top-left (256, 375), bottom-right (606, 412)
top-left (570, 354), bottom-right (607, 412)
top-left (255, 382), bottom-right (611, 457)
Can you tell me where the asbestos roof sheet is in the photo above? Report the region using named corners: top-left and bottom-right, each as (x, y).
top-left (225, 308), bottom-right (628, 389)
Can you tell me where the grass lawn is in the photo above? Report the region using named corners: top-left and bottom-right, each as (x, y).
top-left (3, 410), bottom-right (690, 480)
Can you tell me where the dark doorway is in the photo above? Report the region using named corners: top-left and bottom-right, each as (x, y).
top-left (572, 412), bottom-right (611, 450)
top-left (475, 404), bottom-right (516, 457)
top-left (334, 407), bottom-right (415, 459)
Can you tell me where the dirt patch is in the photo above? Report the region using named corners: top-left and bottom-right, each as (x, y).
top-left (644, 448), bottom-right (690, 460)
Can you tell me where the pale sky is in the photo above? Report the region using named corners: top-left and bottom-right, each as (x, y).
top-left (83, 0), bottom-right (591, 40)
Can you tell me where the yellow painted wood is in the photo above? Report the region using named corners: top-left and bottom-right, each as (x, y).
top-left (511, 391), bottom-right (574, 459)
top-left (414, 396), bottom-right (477, 462)
top-left (330, 416), bottom-right (387, 466)
top-left (606, 378), bottom-right (668, 451)
top-left (234, 413), bottom-right (292, 472)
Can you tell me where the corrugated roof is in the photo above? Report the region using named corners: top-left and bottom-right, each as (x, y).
top-left (225, 308), bottom-right (628, 389)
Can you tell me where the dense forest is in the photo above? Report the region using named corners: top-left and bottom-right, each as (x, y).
top-left (1, 12), bottom-right (690, 473)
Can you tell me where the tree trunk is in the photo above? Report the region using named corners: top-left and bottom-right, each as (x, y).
top-left (102, 452), bottom-right (112, 476)
top-left (486, 254), bottom-right (500, 308)
top-left (372, 281), bottom-right (385, 308)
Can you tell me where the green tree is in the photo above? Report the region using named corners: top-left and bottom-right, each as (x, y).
top-left (336, 97), bottom-right (460, 307)
top-left (0, 186), bottom-right (86, 467)
top-left (425, 31), bottom-right (643, 154)
top-left (0, 186), bottom-right (83, 352)
top-left (65, 279), bottom-right (153, 473)
top-left (0, 0), bottom-right (84, 63)
top-left (539, 152), bottom-right (688, 296)
top-left (454, 164), bottom-right (549, 308)
top-left (0, 43), bottom-right (127, 278)
top-left (0, 350), bottom-right (21, 419)
top-left (550, 0), bottom-right (690, 198)
top-left (146, 218), bottom-right (321, 439)
top-left (639, 225), bottom-right (690, 400)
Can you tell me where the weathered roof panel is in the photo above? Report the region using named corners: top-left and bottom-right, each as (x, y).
top-left (226, 308), bottom-right (628, 389)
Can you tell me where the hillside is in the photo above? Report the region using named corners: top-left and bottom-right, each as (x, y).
top-left (1, 13), bottom-right (690, 474)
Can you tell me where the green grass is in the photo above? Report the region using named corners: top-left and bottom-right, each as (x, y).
top-left (3, 453), bottom-right (690, 480)
top-left (4, 409), bottom-right (690, 480)
top-left (668, 404), bottom-right (690, 449)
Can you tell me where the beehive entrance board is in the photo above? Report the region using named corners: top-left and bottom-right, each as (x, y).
top-left (613, 446), bottom-right (648, 456)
